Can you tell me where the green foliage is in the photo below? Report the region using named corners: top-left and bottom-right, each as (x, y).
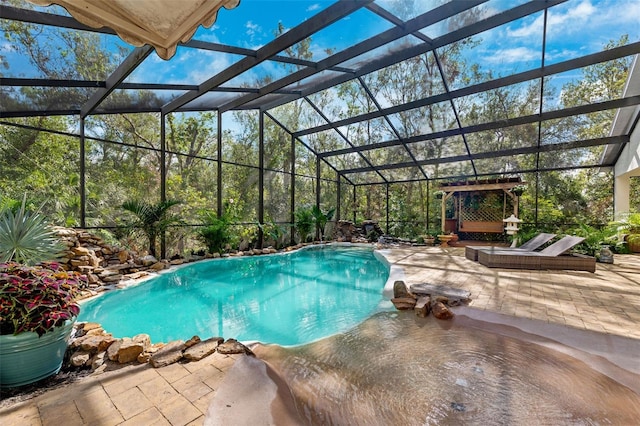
top-left (610, 212), bottom-right (640, 234)
top-left (311, 205), bottom-right (335, 241)
top-left (198, 211), bottom-right (232, 254)
top-left (295, 207), bottom-right (314, 243)
top-left (259, 221), bottom-right (287, 249)
top-left (568, 223), bottom-right (618, 256)
top-left (366, 229), bottom-right (382, 243)
top-left (0, 261), bottom-right (84, 336)
top-left (0, 197), bottom-right (64, 265)
top-left (609, 212), bottom-right (640, 253)
top-left (121, 199), bottom-right (182, 257)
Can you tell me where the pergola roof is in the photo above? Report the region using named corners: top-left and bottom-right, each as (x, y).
top-left (2, 0), bottom-right (640, 185)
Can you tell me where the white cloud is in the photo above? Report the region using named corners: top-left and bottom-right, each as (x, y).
top-left (483, 47), bottom-right (539, 64)
top-left (306, 4), bottom-right (321, 12)
top-left (246, 21), bottom-right (260, 37)
top-left (507, 0), bottom-right (596, 38)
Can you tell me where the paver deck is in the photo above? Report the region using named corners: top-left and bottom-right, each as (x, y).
top-left (2, 247), bottom-right (639, 425)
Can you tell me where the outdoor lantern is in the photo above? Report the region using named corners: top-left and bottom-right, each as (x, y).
top-left (503, 214), bottom-right (522, 235)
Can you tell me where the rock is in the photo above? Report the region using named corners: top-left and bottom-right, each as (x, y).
top-left (147, 343), bottom-right (164, 353)
top-left (391, 297), bottom-right (417, 310)
top-left (80, 335), bottom-right (115, 352)
top-left (117, 339), bottom-right (145, 363)
top-left (118, 250), bottom-right (129, 263)
top-left (393, 280), bottom-right (414, 299)
top-left (70, 350), bottom-right (92, 367)
top-left (107, 339), bottom-right (123, 361)
top-left (102, 274), bottom-right (123, 283)
top-left (150, 340), bottom-right (186, 368)
top-left (91, 352), bottom-right (106, 370)
top-left (170, 258), bottom-right (184, 265)
top-left (72, 246), bottom-right (91, 256)
top-left (85, 327), bottom-right (106, 336)
top-left (433, 295), bottom-right (449, 305)
top-left (137, 352), bottom-right (151, 363)
top-left (432, 302), bottom-right (454, 320)
top-left (184, 336), bottom-right (201, 348)
top-left (217, 338), bottom-right (253, 355)
top-left (76, 265), bottom-right (94, 274)
top-left (88, 254), bottom-right (101, 268)
top-left (133, 334), bottom-right (151, 351)
top-left (410, 283), bottom-right (471, 300)
top-left (139, 254), bottom-right (158, 266)
top-left (183, 337), bottom-right (224, 361)
top-left (150, 262), bottom-right (166, 271)
top-left (414, 296), bottom-right (431, 318)
top-left (334, 220), bottom-right (356, 241)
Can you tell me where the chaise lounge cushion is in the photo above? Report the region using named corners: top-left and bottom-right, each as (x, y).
top-left (464, 232), bottom-right (557, 261)
top-left (476, 236), bottom-right (595, 272)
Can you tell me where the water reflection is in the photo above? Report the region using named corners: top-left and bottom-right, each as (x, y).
top-left (256, 312), bottom-right (640, 425)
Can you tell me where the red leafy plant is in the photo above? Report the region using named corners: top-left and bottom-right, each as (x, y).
top-left (0, 262), bottom-right (85, 337)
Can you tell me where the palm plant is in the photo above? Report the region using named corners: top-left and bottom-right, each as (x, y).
top-left (311, 205), bottom-right (336, 241)
top-left (198, 210), bottom-right (232, 254)
top-left (0, 196), bottom-right (63, 265)
top-left (121, 199), bottom-right (182, 257)
top-left (295, 207), bottom-right (314, 243)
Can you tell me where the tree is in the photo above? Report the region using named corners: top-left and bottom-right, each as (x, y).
top-left (121, 200), bottom-right (182, 257)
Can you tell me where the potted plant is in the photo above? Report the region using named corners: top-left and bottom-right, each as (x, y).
top-left (0, 261), bottom-right (85, 388)
top-left (510, 185), bottom-right (526, 196)
top-left (0, 196), bottom-right (85, 388)
top-left (611, 212), bottom-right (640, 253)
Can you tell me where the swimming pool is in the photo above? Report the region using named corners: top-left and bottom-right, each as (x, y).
top-left (79, 245), bottom-right (392, 346)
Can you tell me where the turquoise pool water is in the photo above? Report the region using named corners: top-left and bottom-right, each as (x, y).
top-left (79, 245), bottom-right (391, 346)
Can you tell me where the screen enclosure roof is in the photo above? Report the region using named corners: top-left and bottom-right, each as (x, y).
top-left (2, 0), bottom-right (639, 185)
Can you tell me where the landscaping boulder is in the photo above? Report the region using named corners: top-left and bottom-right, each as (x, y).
top-left (431, 302), bottom-right (454, 320)
top-left (117, 338), bottom-right (145, 363)
top-left (217, 338), bottom-right (254, 356)
top-left (414, 296), bottom-right (431, 318)
top-left (150, 340), bottom-right (186, 368)
top-left (391, 297), bottom-right (417, 310)
top-left (184, 337), bottom-right (224, 361)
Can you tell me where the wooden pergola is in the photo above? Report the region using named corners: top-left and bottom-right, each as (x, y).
top-left (437, 178), bottom-right (523, 235)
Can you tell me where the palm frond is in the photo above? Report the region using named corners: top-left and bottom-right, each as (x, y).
top-left (0, 196), bottom-right (64, 265)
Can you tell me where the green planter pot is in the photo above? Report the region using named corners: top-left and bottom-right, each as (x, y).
top-left (0, 320), bottom-right (75, 388)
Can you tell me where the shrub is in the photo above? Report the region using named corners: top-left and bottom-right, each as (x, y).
top-left (0, 197), bottom-right (63, 265)
top-left (198, 212), bottom-right (232, 254)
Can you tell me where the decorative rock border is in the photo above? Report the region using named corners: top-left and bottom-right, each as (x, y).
top-left (390, 280), bottom-right (471, 320)
top-left (67, 322), bottom-right (254, 374)
top-left (54, 227), bottom-right (291, 300)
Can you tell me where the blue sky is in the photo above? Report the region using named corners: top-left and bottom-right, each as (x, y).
top-left (2, 0), bottom-right (639, 93)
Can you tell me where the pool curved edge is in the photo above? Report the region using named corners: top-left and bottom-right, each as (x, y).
top-left (373, 249), bottom-right (404, 300)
